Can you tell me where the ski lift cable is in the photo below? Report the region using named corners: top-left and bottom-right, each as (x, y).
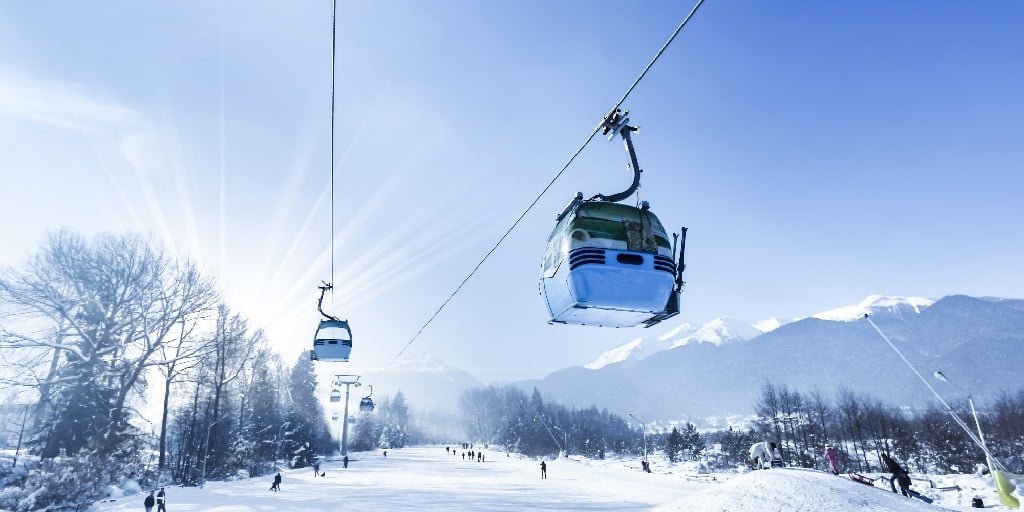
top-left (863, 315), bottom-right (1006, 471)
top-left (330, 0), bottom-right (338, 297)
top-left (388, 0), bottom-right (708, 366)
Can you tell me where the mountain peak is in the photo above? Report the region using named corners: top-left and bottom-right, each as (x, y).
top-left (667, 316), bottom-right (761, 349)
top-left (812, 295), bottom-right (934, 322)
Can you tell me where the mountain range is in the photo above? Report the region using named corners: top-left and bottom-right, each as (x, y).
top-left (517, 294), bottom-right (1024, 421)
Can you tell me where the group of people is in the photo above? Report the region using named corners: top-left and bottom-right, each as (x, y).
top-left (751, 440), bottom-right (925, 502)
top-left (142, 488), bottom-right (166, 512)
top-left (446, 445), bottom-right (485, 462)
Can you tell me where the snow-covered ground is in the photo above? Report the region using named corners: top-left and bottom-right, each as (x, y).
top-left (91, 447), bottom-right (1012, 511)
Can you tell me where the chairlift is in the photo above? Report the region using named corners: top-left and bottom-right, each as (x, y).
top-left (359, 385), bottom-right (375, 412)
top-left (310, 283), bottom-right (353, 362)
top-left (540, 110), bottom-right (687, 328)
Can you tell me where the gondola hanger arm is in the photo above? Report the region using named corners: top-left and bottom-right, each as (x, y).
top-left (592, 109), bottom-right (642, 204)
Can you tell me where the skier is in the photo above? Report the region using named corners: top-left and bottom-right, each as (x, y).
top-left (313, 461), bottom-right (321, 477)
top-left (156, 488), bottom-right (166, 512)
top-left (823, 444), bottom-right (840, 475)
top-left (343, 455), bottom-right (349, 468)
top-left (540, 460), bottom-right (547, 479)
top-left (462, 452), bottom-right (465, 460)
top-left (446, 446), bottom-right (450, 454)
top-left (144, 491), bottom-right (155, 512)
top-left (477, 452), bottom-right (482, 462)
top-left (881, 453), bottom-right (911, 497)
top-left (482, 453), bottom-right (485, 463)
top-left (269, 473), bottom-right (282, 492)
top-left (383, 450), bottom-right (388, 458)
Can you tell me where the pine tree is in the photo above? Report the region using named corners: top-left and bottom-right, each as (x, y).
top-left (665, 427), bottom-right (683, 463)
top-left (283, 355), bottom-right (329, 468)
top-left (378, 391), bottom-right (411, 449)
top-left (680, 422), bottom-right (704, 460)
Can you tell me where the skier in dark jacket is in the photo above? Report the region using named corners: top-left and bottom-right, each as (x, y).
top-left (881, 453), bottom-right (911, 497)
top-left (540, 460), bottom-right (547, 479)
top-left (313, 461), bottom-right (321, 477)
top-left (343, 455), bottom-right (349, 468)
top-left (270, 473), bottom-right (282, 492)
top-left (144, 492), bottom-right (155, 512)
top-left (156, 488), bottom-right (166, 512)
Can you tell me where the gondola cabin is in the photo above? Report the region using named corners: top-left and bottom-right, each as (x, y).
top-left (359, 397), bottom-right (375, 412)
top-left (329, 389), bottom-right (342, 403)
top-left (540, 199), bottom-right (678, 327)
top-left (311, 319), bottom-right (352, 362)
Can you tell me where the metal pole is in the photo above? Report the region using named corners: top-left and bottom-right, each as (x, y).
top-left (341, 383), bottom-right (351, 456)
top-left (628, 413), bottom-right (648, 463)
top-left (642, 422), bottom-right (648, 462)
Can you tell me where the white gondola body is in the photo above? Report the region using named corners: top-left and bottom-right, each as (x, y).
top-left (312, 319), bottom-right (352, 362)
top-left (540, 202), bottom-right (677, 328)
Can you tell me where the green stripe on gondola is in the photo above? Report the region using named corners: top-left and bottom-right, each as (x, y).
top-left (569, 217), bottom-right (671, 249)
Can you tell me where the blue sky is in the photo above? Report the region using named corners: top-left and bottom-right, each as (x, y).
top-left (1, 1), bottom-right (1022, 382)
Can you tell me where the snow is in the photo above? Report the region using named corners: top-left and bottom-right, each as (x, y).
top-left (584, 318), bottom-right (763, 369)
top-left (753, 317), bottom-right (787, 333)
top-left (812, 295), bottom-right (935, 322)
top-left (654, 468), bottom-right (941, 512)
top-left (584, 323), bottom-right (697, 370)
top-left (666, 317), bottom-right (761, 349)
top-left (91, 446), bottom-right (703, 511)
top-left (90, 447), bottom-right (1007, 511)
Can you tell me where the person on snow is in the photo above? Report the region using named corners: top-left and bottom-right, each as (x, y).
top-left (540, 460), bottom-right (548, 479)
top-left (144, 491), bottom-right (155, 512)
top-left (462, 452), bottom-right (466, 460)
top-left (881, 453), bottom-right (911, 497)
top-left (748, 441), bottom-right (770, 469)
top-left (343, 455), bottom-right (349, 468)
top-left (446, 446), bottom-right (450, 454)
top-left (769, 442), bottom-right (784, 468)
top-left (823, 445), bottom-right (840, 475)
top-left (313, 461), bottom-right (321, 477)
top-left (477, 452), bottom-right (482, 462)
top-left (156, 488), bottom-right (167, 512)
top-left (269, 473), bottom-right (282, 492)
top-left (383, 450), bottom-right (388, 458)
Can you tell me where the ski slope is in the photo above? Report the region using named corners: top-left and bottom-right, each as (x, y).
top-left (93, 446), bottom-right (704, 511)
top-left (93, 447), bottom-right (988, 511)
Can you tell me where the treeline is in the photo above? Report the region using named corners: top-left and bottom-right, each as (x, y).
top-left (753, 382), bottom-right (1024, 473)
top-left (461, 386), bottom-right (638, 458)
top-left (348, 391), bottom-right (415, 451)
top-left (0, 232), bottom-right (332, 511)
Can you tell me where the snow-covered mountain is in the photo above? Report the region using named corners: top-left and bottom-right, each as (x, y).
top-left (522, 294), bottom-right (1024, 421)
top-left (585, 317), bottom-right (767, 370)
top-left (812, 294), bottom-right (934, 321)
top-left (667, 316), bottom-right (762, 349)
top-left (584, 323), bottom-right (697, 370)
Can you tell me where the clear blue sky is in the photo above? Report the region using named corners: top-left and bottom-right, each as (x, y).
top-left (1, 1), bottom-right (1022, 381)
